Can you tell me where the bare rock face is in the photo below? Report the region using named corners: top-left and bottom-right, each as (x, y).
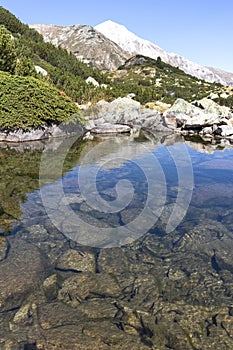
top-left (30, 24), bottom-right (129, 70)
top-left (207, 66), bottom-right (233, 86)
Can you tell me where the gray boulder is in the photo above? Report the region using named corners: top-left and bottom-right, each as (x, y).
top-left (94, 97), bottom-right (141, 125)
top-left (90, 123), bottom-right (131, 134)
top-left (163, 98), bottom-right (232, 131)
top-left (89, 98), bottom-right (169, 133)
top-left (194, 97), bottom-right (232, 117)
top-left (0, 122), bottom-right (84, 143)
top-left (140, 108), bottom-right (166, 130)
top-left (214, 124), bottom-right (233, 137)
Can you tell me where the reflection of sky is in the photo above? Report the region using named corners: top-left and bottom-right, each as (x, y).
top-left (26, 141), bottom-right (233, 211)
top-left (61, 144), bottom-right (178, 196)
top-left (187, 146), bottom-right (233, 186)
top-left (19, 138), bottom-right (233, 247)
top-left (59, 142), bottom-right (233, 216)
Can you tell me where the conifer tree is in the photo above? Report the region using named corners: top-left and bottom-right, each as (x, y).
top-left (0, 24), bottom-right (16, 73)
top-left (14, 55), bottom-right (37, 77)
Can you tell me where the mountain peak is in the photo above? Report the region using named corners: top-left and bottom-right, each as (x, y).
top-left (31, 19), bottom-right (232, 85)
top-left (95, 20), bottom-right (128, 30)
top-left (95, 20), bottom-right (142, 44)
top-left (30, 23), bottom-right (129, 70)
top-left (95, 20), bottom-right (229, 85)
top-left (95, 20), bottom-right (168, 62)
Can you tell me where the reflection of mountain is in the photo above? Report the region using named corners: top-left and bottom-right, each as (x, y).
top-left (78, 137), bottom-right (160, 169)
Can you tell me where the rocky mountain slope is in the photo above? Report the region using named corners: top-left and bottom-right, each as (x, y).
top-left (30, 24), bottom-right (129, 70)
top-left (31, 20), bottom-right (233, 86)
top-left (95, 20), bottom-right (233, 85)
top-left (206, 66), bottom-right (233, 86)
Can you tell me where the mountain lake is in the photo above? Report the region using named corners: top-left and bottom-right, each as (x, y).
top-left (0, 131), bottom-right (232, 349)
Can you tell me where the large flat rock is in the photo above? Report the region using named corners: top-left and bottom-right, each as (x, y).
top-left (90, 123), bottom-right (131, 134)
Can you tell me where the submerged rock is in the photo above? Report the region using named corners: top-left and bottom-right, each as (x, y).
top-left (43, 274), bottom-right (61, 301)
top-left (58, 272), bottom-right (121, 307)
top-left (56, 249), bottom-right (96, 273)
top-left (0, 236), bottom-right (8, 261)
top-left (0, 240), bottom-right (47, 311)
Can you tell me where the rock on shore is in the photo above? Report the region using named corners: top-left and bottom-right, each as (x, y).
top-left (84, 96), bottom-right (233, 143)
top-left (1, 96), bottom-right (233, 143)
top-left (163, 97), bottom-right (233, 141)
top-left (85, 97), bottom-right (170, 135)
top-left (0, 122), bottom-right (84, 143)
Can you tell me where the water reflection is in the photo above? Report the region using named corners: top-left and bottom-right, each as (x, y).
top-left (0, 133), bottom-right (233, 349)
top-left (0, 138), bottom-right (87, 232)
top-left (0, 133), bottom-right (233, 239)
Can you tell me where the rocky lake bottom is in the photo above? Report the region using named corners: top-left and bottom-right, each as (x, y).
top-left (0, 132), bottom-right (232, 349)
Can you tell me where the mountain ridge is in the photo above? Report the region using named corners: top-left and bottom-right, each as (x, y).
top-left (31, 19), bottom-right (233, 85)
top-left (30, 23), bottom-right (129, 70)
top-left (95, 20), bottom-right (233, 85)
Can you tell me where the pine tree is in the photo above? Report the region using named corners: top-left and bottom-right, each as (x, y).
top-left (0, 25), bottom-right (16, 73)
top-left (156, 56), bottom-right (163, 69)
top-left (14, 55), bottom-right (37, 77)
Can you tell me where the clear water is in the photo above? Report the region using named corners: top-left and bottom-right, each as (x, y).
top-left (1, 134), bottom-right (233, 247)
top-left (0, 134), bottom-right (233, 348)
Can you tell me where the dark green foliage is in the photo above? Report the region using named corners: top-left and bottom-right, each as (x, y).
top-left (0, 6), bottom-right (109, 101)
top-left (156, 56), bottom-right (163, 69)
top-left (0, 6), bottom-right (34, 36)
top-left (0, 24), bottom-right (16, 73)
top-left (215, 95), bottom-right (233, 109)
top-left (14, 55), bottom-right (37, 77)
top-left (0, 71), bottom-right (80, 131)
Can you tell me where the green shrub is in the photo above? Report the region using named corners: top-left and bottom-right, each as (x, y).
top-left (0, 71), bottom-right (81, 131)
top-left (0, 24), bottom-right (16, 73)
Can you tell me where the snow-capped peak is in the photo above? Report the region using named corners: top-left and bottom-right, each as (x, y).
top-left (95, 20), bottom-right (169, 62)
top-left (95, 20), bottom-right (227, 85)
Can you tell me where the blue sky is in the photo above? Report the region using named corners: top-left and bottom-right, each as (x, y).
top-left (1, 0), bottom-right (233, 72)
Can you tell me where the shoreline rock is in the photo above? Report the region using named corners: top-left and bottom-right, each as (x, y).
top-left (163, 97), bottom-right (233, 142)
top-left (0, 122), bottom-right (84, 143)
top-left (90, 123), bottom-right (131, 134)
top-left (1, 96), bottom-right (233, 144)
